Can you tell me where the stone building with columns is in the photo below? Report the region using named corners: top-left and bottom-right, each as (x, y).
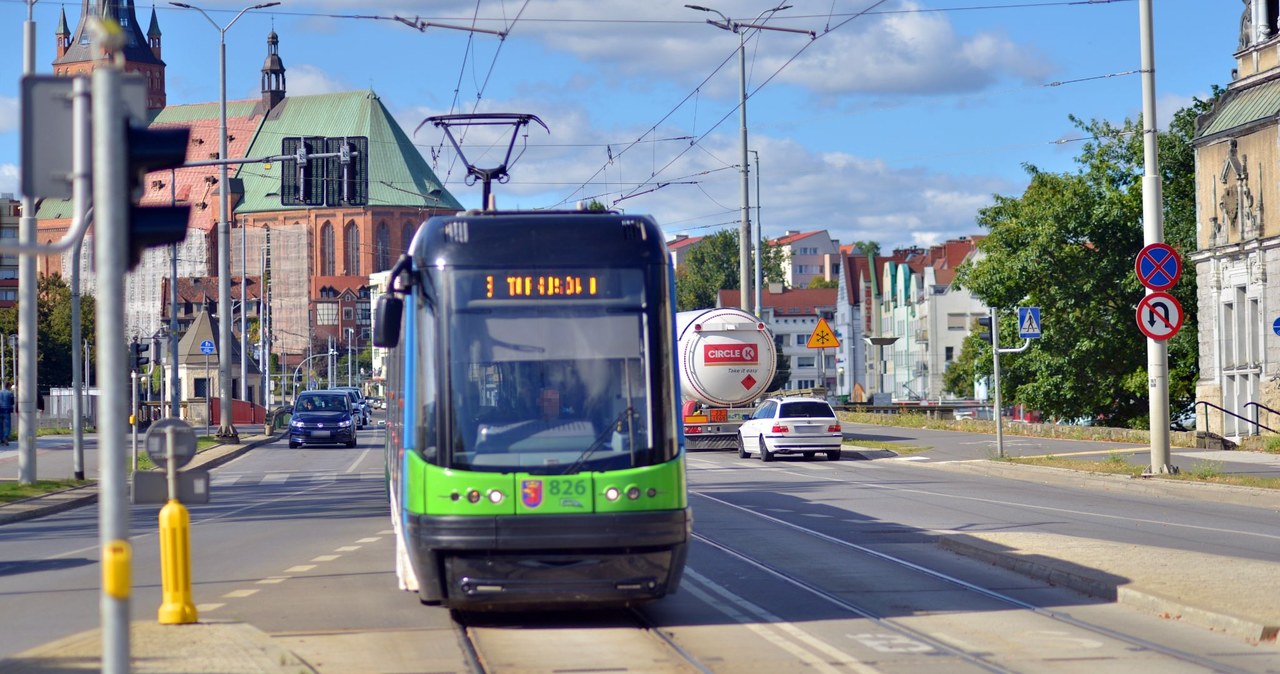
top-left (1189, 0), bottom-right (1280, 438)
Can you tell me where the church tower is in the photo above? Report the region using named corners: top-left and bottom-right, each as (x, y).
top-left (260, 30), bottom-right (286, 113)
top-left (53, 1), bottom-right (167, 110)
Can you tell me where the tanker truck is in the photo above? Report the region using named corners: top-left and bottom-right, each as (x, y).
top-left (677, 307), bottom-right (778, 450)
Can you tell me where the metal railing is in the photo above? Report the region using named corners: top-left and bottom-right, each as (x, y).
top-left (1196, 400), bottom-right (1276, 435)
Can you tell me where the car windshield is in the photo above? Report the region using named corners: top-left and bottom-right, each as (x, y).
top-left (297, 395), bottom-right (348, 411)
top-left (778, 402), bottom-right (834, 419)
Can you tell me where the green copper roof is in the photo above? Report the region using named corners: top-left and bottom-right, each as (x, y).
top-left (235, 90), bottom-right (461, 212)
top-left (1198, 78), bottom-right (1280, 139)
top-left (147, 8), bottom-right (161, 38)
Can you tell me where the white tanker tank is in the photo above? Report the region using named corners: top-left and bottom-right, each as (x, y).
top-left (676, 308), bottom-right (777, 449)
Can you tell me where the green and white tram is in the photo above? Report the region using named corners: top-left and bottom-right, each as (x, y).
top-left (375, 210), bottom-right (689, 610)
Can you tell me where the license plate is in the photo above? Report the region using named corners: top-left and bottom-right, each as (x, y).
top-left (312, 430), bottom-right (331, 438)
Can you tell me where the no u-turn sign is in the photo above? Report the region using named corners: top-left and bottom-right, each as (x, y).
top-left (1136, 292), bottom-right (1183, 341)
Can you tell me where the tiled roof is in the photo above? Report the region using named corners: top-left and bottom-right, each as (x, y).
top-left (311, 275), bottom-right (368, 296)
top-left (666, 235), bottom-right (704, 251)
top-left (771, 230), bottom-right (822, 246)
top-left (235, 91), bottom-right (462, 213)
top-left (718, 287), bottom-right (837, 315)
top-left (35, 100), bottom-right (263, 228)
top-left (171, 276), bottom-right (261, 304)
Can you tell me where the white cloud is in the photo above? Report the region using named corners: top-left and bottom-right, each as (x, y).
top-left (0, 164), bottom-right (17, 197)
top-left (286, 64), bottom-right (349, 97)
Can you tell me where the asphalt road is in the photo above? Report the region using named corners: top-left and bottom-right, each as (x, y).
top-left (842, 422), bottom-right (1280, 477)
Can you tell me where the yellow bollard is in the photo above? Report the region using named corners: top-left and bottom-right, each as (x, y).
top-left (157, 499), bottom-right (198, 624)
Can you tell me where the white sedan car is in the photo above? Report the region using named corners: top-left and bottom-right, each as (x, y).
top-left (737, 396), bottom-right (843, 461)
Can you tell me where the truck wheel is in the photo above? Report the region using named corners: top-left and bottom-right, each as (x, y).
top-left (737, 434), bottom-right (749, 459)
top-left (759, 436), bottom-right (774, 462)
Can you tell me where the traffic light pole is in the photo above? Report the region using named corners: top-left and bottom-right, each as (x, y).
top-left (92, 64), bottom-right (132, 674)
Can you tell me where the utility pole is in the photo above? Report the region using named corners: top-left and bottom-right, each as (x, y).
top-left (1138, 0), bottom-right (1173, 475)
top-left (685, 4), bottom-right (813, 315)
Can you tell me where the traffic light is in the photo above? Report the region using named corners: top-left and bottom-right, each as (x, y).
top-left (129, 340), bottom-right (150, 371)
top-left (125, 124), bottom-right (192, 270)
top-left (976, 316), bottom-right (993, 343)
top-left (326, 136), bottom-right (368, 206)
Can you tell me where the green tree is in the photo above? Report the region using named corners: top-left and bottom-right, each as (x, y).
top-left (675, 230), bottom-right (786, 311)
top-left (948, 98), bottom-right (1212, 427)
top-left (807, 277), bottom-right (838, 289)
top-left (0, 273), bottom-right (98, 390)
top-left (848, 240), bottom-right (881, 258)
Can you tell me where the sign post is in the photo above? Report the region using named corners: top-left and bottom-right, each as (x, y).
top-left (807, 319), bottom-right (840, 395)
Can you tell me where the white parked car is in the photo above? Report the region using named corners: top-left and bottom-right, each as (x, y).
top-left (736, 396), bottom-right (843, 461)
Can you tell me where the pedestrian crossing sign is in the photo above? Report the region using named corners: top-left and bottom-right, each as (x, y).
top-left (806, 318), bottom-right (840, 349)
top-left (1018, 306), bottom-right (1042, 339)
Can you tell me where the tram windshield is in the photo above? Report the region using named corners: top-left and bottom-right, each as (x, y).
top-left (442, 270), bottom-right (653, 475)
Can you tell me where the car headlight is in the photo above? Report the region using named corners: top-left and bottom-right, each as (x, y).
top-left (290, 420), bottom-right (304, 428)
top-left (337, 419), bottom-right (352, 427)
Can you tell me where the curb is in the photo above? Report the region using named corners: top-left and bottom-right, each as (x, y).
top-left (938, 535), bottom-right (1280, 643)
top-left (891, 452), bottom-right (1280, 510)
top-left (0, 433), bottom-right (281, 526)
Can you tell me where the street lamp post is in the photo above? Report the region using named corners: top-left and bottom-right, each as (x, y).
top-left (171, 1), bottom-right (280, 440)
top-left (346, 328), bottom-right (354, 387)
top-left (686, 4), bottom-right (812, 315)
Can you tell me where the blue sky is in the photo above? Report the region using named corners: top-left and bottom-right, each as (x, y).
top-left (0, 0), bottom-right (1238, 253)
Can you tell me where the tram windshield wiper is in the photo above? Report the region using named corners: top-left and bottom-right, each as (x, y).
top-left (563, 407), bottom-right (633, 475)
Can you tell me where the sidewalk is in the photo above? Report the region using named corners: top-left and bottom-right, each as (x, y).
top-left (903, 455), bottom-right (1280, 643)
top-left (0, 430), bottom-right (312, 673)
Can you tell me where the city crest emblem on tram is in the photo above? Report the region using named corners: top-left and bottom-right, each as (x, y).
top-left (521, 480), bottom-right (544, 508)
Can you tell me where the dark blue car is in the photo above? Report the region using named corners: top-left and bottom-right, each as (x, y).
top-left (288, 391), bottom-right (357, 448)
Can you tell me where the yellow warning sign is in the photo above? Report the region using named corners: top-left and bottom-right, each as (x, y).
top-left (806, 318), bottom-right (840, 349)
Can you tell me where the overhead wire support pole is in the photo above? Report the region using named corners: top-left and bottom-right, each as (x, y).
top-left (685, 4), bottom-right (814, 315)
top-left (1137, 0), bottom-right (1172, 475)
top-left (170, 1), bottom-right (281, 440)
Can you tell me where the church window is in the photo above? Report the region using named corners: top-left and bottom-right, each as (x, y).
top-left (320, 222), bottom-right (335, 275)
top-left (401, 222), bottom-right (413, 254)
top-left (344, 221), bottom-right (359, 275)
top-left (374, 222), bottom-right (390, 271)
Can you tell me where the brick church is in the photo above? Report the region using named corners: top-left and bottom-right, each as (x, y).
top-left (35, 1), bottom-right (463, 403)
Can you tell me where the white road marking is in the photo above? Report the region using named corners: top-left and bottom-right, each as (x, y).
top-left (223, 589), bottom-right (259, 598)
top-left (311, 555), bottom-right (340, 562)
top-left (285, 565), bottom-right (316, 573)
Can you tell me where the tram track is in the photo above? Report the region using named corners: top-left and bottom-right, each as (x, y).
top-left (452, 606), bottom-right (714, 674)
top-left (690, 490), bottom-right (1261, 674)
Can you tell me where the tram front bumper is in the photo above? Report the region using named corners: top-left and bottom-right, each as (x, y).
top-left (407, 509), bottom-right (691, 609)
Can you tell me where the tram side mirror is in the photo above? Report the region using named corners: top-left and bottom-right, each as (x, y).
top-left (373, 295), bottom-right (403, 348)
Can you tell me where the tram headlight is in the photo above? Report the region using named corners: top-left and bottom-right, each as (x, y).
top-left (487, 490), bottom-right (505, 504)
top-left (466, 489), bottom-right (481, 504)
top-left (626, 485), bottom-right (641, 500)
top-left (604, 487), bottom-right (621, 501)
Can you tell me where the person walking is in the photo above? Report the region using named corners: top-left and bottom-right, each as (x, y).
top-left (0, 382), bottom-right (14, 445)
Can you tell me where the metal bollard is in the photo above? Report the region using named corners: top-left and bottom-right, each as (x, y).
top-left (156, 499), bottom-right (197, 624)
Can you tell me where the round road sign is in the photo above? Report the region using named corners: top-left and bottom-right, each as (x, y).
top-left (199, 339), bottom-right (216, 355)
top-left (144, 418), bottom-right (199, 470)
top-left (1135, 292), bottom-right (1184, 341)
top-left (1135, 243), bottom-right (1181, 291)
